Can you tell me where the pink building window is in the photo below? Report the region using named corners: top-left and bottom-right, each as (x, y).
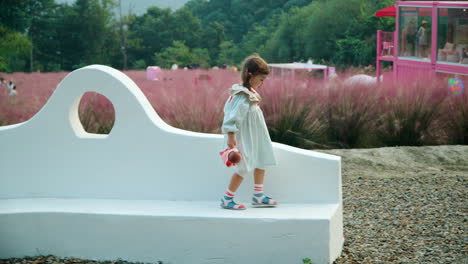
top-left (399, 6), bottom-right (432, 60)
top-left (437, 7), bottom-right (468, 65)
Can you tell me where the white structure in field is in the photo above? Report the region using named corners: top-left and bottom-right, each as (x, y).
top-left (0, 65), bottom-right (343, 264)
top-left (344, 74), bottom-right (384, 87)
top-left (146, 66), bottom-right (162, 80)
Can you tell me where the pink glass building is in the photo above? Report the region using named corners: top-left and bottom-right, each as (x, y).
top-left (376, 1), bottom-right (468, 84)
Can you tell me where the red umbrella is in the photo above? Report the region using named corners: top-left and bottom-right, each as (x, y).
top-left (375, 5), bottom-right (396, 17)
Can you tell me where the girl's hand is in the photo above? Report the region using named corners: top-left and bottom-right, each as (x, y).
top-left (227, 133), bottom-right (237, 148)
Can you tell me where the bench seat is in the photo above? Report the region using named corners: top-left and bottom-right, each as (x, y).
top-left (0, 198), bottom-right (343, 264)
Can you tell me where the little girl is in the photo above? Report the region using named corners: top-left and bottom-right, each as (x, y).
top-left (220, 54), bottom-right (278, 210)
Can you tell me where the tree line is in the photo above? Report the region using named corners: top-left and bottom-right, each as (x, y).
top-left (0, 0), bottom-right (395, 72)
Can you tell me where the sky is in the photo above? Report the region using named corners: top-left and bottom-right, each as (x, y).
top-left (55, 0), bottom-right (191, 15)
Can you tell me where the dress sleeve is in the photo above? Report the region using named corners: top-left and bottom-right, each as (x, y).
top-left (221, 94), bottom-right (250, 133)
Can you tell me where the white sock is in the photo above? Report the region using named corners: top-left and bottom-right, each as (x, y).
top-left (221, 189), bottom-right (245, 209)
top-left (254, 184), bottom-right (264, 196)
top-left (224, 189), bottom-right (235, 201)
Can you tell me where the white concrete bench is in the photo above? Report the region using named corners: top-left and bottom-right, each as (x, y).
top-left (0, 65), bottom-right (343, 264)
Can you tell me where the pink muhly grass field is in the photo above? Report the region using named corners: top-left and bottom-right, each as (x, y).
top-left (260, 75), bottom-right (329, 148)
top-left (324, 79), bottom-right (381, 148)
top-left (438, 80), bottom-right (468, 145)
top-left (375, 78), bottom-right (448, 146)
top-left (0, 68), bottom-right (466, 148)
top-left (0, 69), bottom-right (239, 134)
top-left (131, 69), bottom-right (239, 133)
top-left (0, 72), bottom-right (66, 126)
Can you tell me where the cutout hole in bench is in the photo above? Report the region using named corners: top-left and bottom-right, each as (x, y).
top-left (78, 92), bottom-right (115, 134)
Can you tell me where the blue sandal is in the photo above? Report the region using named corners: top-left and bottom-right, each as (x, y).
top-left (220, 196), bottom-right (246, 210)
top-left (252, 194), bottom-right (278, 207)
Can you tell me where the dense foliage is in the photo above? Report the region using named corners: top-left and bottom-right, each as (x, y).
top-left (0, 0), bottom-right (396, 72)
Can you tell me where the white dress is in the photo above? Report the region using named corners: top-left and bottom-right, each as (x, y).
top-left (221, 84), bottom-right (277, 177)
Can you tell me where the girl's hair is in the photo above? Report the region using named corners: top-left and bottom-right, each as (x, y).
top-left (241, 54), bottom-right (270, 89)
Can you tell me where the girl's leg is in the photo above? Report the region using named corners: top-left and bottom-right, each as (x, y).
top-left (221, 173), bottom-right (245, 210)
top-left (228, 173), bottom-right (244, 192)
top-left (254, 168), bottom-right (265, 184)
top-left (252, 168), bottom-right (277, 206)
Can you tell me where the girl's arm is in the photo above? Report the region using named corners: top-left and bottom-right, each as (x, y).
top-left (221, 95), bottom-right (249, 134)
top-left (227, 132), bottom-right (236, 148)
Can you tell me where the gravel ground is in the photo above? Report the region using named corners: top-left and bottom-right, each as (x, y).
top-left (1, 145), bottom-right (467, 264)
top-left (319, 145), bottom-right (468, 264)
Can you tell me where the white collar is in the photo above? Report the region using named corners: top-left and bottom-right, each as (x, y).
top-left (228, 84), bottom-right (261, 102)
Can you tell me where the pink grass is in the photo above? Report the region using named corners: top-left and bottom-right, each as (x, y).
top-left (0, 69), bottom-right (466, 148)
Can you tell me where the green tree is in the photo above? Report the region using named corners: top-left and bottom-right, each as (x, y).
top-left (257, 0), bottom-right (396, 67)
top-left (302, 0), bottom-right (395, 67)
top-left (51, 0), bottom-right (117, 70)
top-left (154, 40), bottom-right (210, 68)
top-left (0, 0), bottom-right (32, 32)
top-left (202, 21), bottom-right (225, 65)
top-left (128, 6), bottom-right (202, 67)
top-left (0, 0), bottom-right (399, 72)
top-left (186, 0), bottom-right (312, 44)
top-left (217, 40), bottom-right (240, 66)
top-left (75, 0), bottom-right (116, 66)
top-left (0, 0), bottom-right (59, 71)
top-left (262, 7), bottom-right (308, 62)
top-left (238, 13), bottom-right (282, 61)
top-left (192, 48), bottom-right (211, 68)
top-left (0, 26), bottom-right (32, 72)
top-left (27, 0), bottom-right (64, 72)
top-left (173, 7), bottom-right (202, 48)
